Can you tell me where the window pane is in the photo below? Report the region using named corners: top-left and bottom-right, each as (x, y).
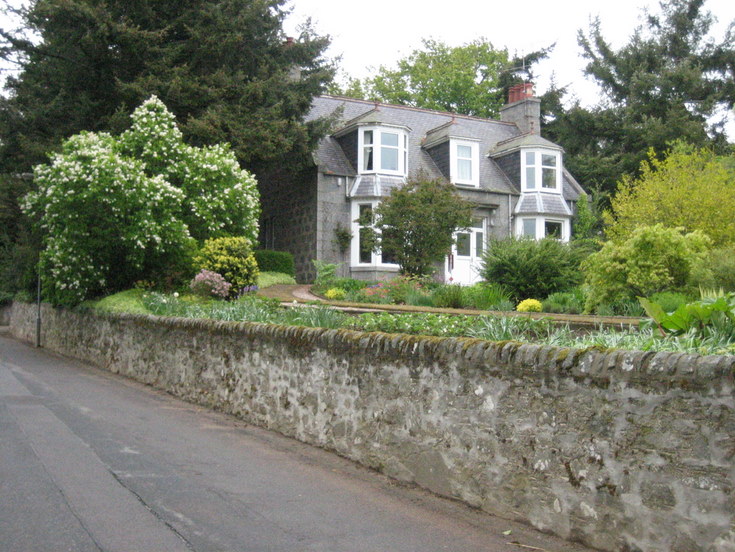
top-left (523, 219), bottom-right (536, 238)
top-left (542, 167), bottom-right (556, 188)
top-left (542, 154), bottom-right (556, 167)
top-left (456, 233), bottom-right (470, 256)
top-left (364, 130), bottom-right (373, 145)
top-left (359, 228), bottom-right (372, 263)
top-left (381, 147), bottom-right (398, 170)
top-left (364, 147), bottom-right (373, 170)
top-left (457, 145), bottom-right (472, 159)
top-left (359, 204), bottom-right (373, 219)
top-left (458, 158), bottom-right (472, 180)
top-left (545, 221), bottom-right (562, 239)
top-left (471, 218), bottom-right (484, 229)
top-left (526, 167), bottom-right (536, 189)
top-left (525, 151), bottom-right (535, 165)
top-left (381, 229), bottom-right (397, 264)
top-left (475, 232), bottom-right (483, 257)
top-left (381, 132), bottom-right (399, 146)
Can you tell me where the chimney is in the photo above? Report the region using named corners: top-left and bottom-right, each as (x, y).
top-left (500, 82), bottom-right (541, 135)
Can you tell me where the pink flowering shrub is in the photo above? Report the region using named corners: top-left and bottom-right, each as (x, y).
top-left (190, 270), bottom-right (232, 299)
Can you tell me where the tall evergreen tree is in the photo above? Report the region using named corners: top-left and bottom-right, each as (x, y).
top-left (0, 0), bottom-right (335, 175)
top-left (544, 0), bottom-right (735, 195)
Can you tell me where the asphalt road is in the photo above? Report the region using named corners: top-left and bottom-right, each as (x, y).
top-left (0, 333), bottom-right (594, 552)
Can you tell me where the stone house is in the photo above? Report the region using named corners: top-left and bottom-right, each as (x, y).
top-left (258, 84), bottom-right (585, 283)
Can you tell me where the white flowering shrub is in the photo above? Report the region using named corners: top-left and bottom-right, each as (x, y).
top-left (25, 97), bottom-right (261, 306)
top-left (121, 97), bottom-right (261, 242)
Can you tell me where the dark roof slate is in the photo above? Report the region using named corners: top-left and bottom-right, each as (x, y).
top-left (307, 95), bottom-right (583, 200)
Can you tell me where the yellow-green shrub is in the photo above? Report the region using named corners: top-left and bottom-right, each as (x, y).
top-left (516, 299), bottom-right (542, 312)
top-left (194, 237), bottom-right (258, 297)
top-left (325, 288), bottom-right (347, 300)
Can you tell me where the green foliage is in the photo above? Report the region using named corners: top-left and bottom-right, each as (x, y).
top-left (582, 224), bottom-right (711, 313)
top-left (0, 0), bottom-right (335, 175)
top-left (258, 271), bottom-right (296, 288)
top-left (0, 290), bottom-right (13, 306)
top-left (639, 294), bottom-right (735, 341)
top-left (517, 299), bottom-right (543, 313)
top-left (254, 250), bottom-right (295, 277)
top-left (480, 237), bottom-right (585, 301)
top-left (460, 283), bottom-right (513, 311)
top-left (90, 289), bottom-right (149, 315)
top-left (543, 0), bottom-right (734, 195)
top-left (311, 260), bottom-right (340, 288)
top-left (332, 39), bottom-right (551, 119)
top-left (23, 98), bottom-right (261, 305)
top-left (542, 288), bottom-right (586, 314)
top-left (373, 176), bottom-right (472, 277)
top-left (432, 284), bottom-right (466, 309)
top-left (324, 288), bottom-right (347, 301)
top-left (358, 38), bottom-right (509, 118)
top-left (697, 246), bottom-right (735, 292)
top-left (605, 144), bottom-right (735, 247)
top-left (572, 192), bottom-right (604, 242)
top-left (647, 291), bottom-right (691, 313)
top-left (25, 131), bottom-right (192, 306)
top-left (194, 237), bottom-right (259, 297)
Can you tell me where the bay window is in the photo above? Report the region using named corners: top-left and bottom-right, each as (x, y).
top-left (523, 150), bottom-right (561, 191)
top-left (359, 127), bottom-right (408, 176)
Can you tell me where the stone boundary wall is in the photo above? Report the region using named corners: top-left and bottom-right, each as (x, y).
top-left (8, 302), bottom-right (735, 552)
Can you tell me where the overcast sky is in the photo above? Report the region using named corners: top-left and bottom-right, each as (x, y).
top-left (284, 0), bottom-right (734, 115)
top-left (2, 0), bottom-right (734, 129)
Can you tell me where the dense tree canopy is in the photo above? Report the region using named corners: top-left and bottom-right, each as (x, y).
top-left (544, 0), bottom-right (735, 195)
top-left (331, 38), bottom-right (551, 119)
top-left (604, 143), bottom-right (735, 247)
top-left (0, 0), bottom-right (334, 175)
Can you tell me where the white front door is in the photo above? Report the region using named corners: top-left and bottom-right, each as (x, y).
top-left (446, 218), bottom-right (485, 285)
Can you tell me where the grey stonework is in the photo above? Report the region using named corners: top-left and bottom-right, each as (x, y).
top-left (258, 166), bottom-right (319, 283)
top-left (9, 301), bottom-right (735, 552)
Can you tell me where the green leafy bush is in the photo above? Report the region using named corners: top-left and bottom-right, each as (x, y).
top-left (481, 237), bottom-right (585, 301)
top-left (432, 284), bottom-right (466, 309)
top-left (647, 291), bottom-right (690, 313)
top-left (582, 224), bottom-right (711, 313)
top-left (325, 288), bottom-right (347, 300)
top-left (462, 283), bottom-right (513, 310)
top-left (697, 246), bottom-right (735, 292)
top-left (254, 250), bottom-right (295, 277)
top-left (312, 260), bottom-right (340, 288)
top-left (194, 237), bottom-right (258, 297)
top-left (640, 293), bottom-right (735, 342)
top-left (543, 288), bottom-right (586, 314)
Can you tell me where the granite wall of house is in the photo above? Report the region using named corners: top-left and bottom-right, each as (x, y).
top-left (316, 173), bottom-right (353, 279)
top-left (9, 302), bottom-right (735, 552)
top-left (257, 166), bottom-right (319, 283)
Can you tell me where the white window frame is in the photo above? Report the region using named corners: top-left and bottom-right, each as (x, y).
top-left (516, 217), bottom-right (570, 241)
top-left (521, 149), bottom-right (562, 192)
top-left (450, 139), bottom-right (480, 187)
top-left (350, 200), bottom-right (400, 268)
top-left (357, 127), bottom-right (408, 176)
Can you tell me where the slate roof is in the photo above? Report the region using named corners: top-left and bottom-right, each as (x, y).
top-left (349, 174), bottom-right (406, 198)
top-left (514, 193), bottom-right (573, 216)
top-left (306, 95), bottom-right (584, 201)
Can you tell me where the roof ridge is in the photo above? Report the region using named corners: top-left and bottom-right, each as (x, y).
top-left (319, 94), bottom-right (516, 127)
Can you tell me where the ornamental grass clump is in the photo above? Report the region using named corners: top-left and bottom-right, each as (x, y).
top-left (190, 270), bottom-right (232, 299)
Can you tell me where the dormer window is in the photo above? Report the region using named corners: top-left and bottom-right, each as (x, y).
top-left (523, 150), bottom-right (561, 192)
top-left (450, 139), bottom-right (479, 187)
top-left (359, 127), bottom-right (407, 176)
